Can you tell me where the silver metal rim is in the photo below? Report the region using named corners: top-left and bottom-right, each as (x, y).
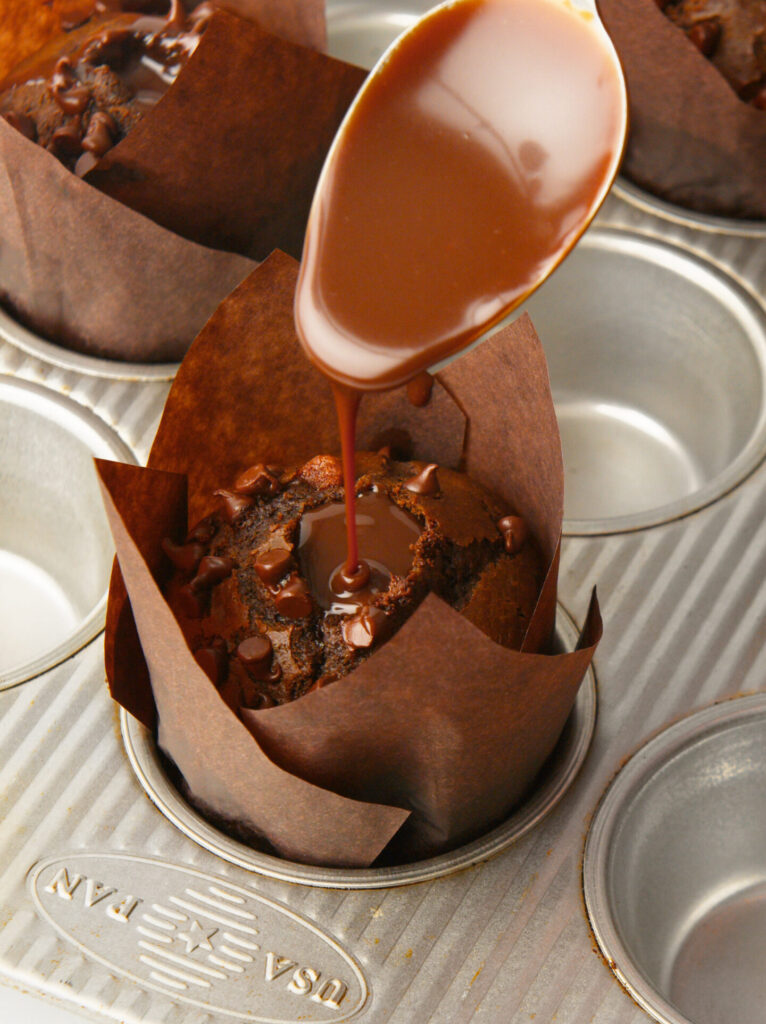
top-left (0, 375), bottom-right (137, 689)
top-left (121, 603), bottom-right (597, 889)
top-left (560, 227), bottom-right (766, 536)
top-left (582, 691), bottom-right (766, 1024)
top-left (613, 178), bottom-right (766, 239)
top-left (0, 305), bottom-right (178, 382)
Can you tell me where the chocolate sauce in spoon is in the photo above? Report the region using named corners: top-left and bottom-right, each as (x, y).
top-left (294, 0), bottom-right (627, 588)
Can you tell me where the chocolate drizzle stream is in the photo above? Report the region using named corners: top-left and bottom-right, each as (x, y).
top-left (295, 0), bottom-right (624, 585)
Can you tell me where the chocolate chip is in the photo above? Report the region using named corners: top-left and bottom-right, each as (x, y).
top-left (161, 537), bottom-right (206, 572)
top-left (237, 635), bottom-right (282, 683)
top-left (54, 85), bottom-right (91, 116)
top-left (274, 575), bottom-right (313, 619)
top-left (176, 583), bottom-right (207, 619)
top-left (3, 112), bottom-right (37, 141)
top-left (50, 57), bottom-right (75, 92)
top-left (82, 110), bottom-right (116, 156)
top-left (404, 463), bottom-right (440, 496)
top-left (497, 514), bottom-right (529, 554)
top-left (195, 638), bottom-right (228, 686)
top-left (342, 605), bottom-right (390, 649)
top-left (190, 555), bottom-right (234, 592)
top-left (74, 151), bottom-right (99, 178)
top-left (214, 489), bottom-right (254, 523)
top-left (241, 690), bottom-right (277, 710)
top-left (49, 120), bottom-right (84, 157)
top-left (234, 463), bottom-right (281, 496)
top-left (83, 27), bottom-right (135, 67)
top-left (688, 19), bottom-right (721, 58)
top-left (254, 547), bottom-right (292, 586)
top-left (406, 371), bottom-right (434, 407)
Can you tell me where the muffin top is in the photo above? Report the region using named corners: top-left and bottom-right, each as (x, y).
top-left (662, 0), bottom-right (766, 108)
top-left (0, 1), bottom-right (213, 174)
top-left (163, 450), bottom-right (544, 712)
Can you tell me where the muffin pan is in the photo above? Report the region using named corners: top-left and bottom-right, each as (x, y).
top-left (121, 606), bottom-right (597, 890)
top-left (0, 304), bottom-right (178, 383)
top-left (515, 227), bottom-right (766, 533)
top-left (0, 375), bottom-right (135, 688)
top-left (584, 694), bottom-right (766, 1024)
top-left (1, 2), bottom-right (766, 1023)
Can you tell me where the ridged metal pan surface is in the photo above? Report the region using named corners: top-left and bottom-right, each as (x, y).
top-left (0, 1), bottom-right (765, 1023)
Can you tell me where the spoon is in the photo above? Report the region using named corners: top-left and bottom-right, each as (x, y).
top-left (295, 0), bottom-right (628, 392)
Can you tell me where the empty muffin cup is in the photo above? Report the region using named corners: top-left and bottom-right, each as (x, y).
top-left (513, 226), bottom-right (766, 533)
top-left (0, 376), bottom-right (136, 688)
top-left (121, 605), bottom-right (596, 889)
top-left (326, 1), bottom-right (426, 68)
top-left (584, 693), bottom-right (766, 1024)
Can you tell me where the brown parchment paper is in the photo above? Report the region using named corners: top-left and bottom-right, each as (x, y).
top-left (598, 0), bottom-right (766, 218)
top-left (0, 2), bottom-right (366, 360)
top-left (99, 250), bottom-right (602, 866)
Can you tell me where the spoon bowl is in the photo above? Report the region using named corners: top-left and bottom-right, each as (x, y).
top-left (296, 0), bottom-right (628, 391)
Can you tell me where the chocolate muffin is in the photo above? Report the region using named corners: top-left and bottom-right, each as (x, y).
top-left (0, 0), bottom-right (213, 175)
top-left (661, 0), bottom-right (766, 108)
top-left (163, 450), bottom-right (544, 714)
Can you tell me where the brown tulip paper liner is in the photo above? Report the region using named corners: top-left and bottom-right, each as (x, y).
top-left (0, 3), bottom-right (365, 360)
top-left (99, 250), bottom-right (602, 866)
top-left (597, 0), bottom-right (766, 219)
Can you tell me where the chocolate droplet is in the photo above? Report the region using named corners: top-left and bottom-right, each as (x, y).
top-left (195, 638), bottom-right (228, 686)
top-left (237, 635), bottom-right (282, 683)
top-left (215, 489), bottom-right (254, 523)
top-left (274, 575), bottom-right (313, 619)
top-left (342, 605), bottom-right (390, 650)
top-left (161, 537), bottom-right (206, 572)
top-left (254, 547), bottom-right (292, 586)
top-left (334, 559), bottom-right (371, 593)
top-left (404, 463), bottom-right (440, 496)
top-left (190, 555), bottom-right (234, 591)
top-left (406, 371), bottom-right (434, 407)
top-left (234, 463), bottom-right (281, 496)
top-left (497, 514), bottom-right (529, 554)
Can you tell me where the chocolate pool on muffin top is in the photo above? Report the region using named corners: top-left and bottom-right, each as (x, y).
top-left (0, 0), bottom-right (213, 175)
top-left (163, 450), bottom-right (543, 714)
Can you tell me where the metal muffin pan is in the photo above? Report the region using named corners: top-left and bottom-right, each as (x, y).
top-left (514, 226), bottom-right (766, 534)
top-left (1, 2), bottom-right (766, 1022)
top-left (121, 606), bottom-right (596, 890)
top-left (613, 177), bottom-right (766, 240)
top-left (0, 305), bottom-right (178, 383)
top-left (584, 694), bottom-right (766, 1024)
top-left (0, 375), bottom-right (135, 689)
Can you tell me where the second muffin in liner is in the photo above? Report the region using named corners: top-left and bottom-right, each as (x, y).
top-left (0, 1), bottom-right (366, 361)
top-left (97, 250), bottom-right (601, 867)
